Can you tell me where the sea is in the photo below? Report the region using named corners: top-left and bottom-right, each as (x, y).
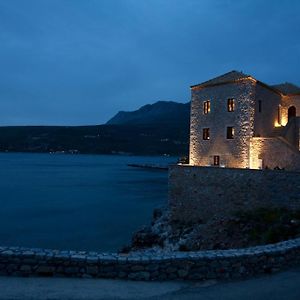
top-left (0, 153), bottom-right (176, 252)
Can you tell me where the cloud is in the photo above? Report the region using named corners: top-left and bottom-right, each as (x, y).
top-left (0, 0), bottom-right (299, 125)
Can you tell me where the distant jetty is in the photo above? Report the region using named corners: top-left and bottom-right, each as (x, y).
top-left (127, 163), bottom-right (168, 170)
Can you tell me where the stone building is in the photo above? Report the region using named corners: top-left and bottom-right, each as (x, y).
top-left (168, 71), bottom-right (300, 224)
top-left (189, 70), bottom-right (300, 170)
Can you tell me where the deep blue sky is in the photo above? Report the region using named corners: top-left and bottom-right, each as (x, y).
top-left (0, 0), bottom-right (300, 125)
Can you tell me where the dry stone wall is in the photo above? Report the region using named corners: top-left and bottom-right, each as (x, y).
top-left (0, 238), bottom-right (300, 281)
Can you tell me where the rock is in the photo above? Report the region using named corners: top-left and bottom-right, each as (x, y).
top-left (86, 256), bottom-right (98, 263)
top-left (119, 245), bottom-right (131, 254)
top-left (36, 265), bottom-right (55, 275)
top-left (20, 265), bottom-right (31, 272)
top-left (6, 265), bottom-right (16, 273)
top-left (82, 274), bottom-right (93, 279)
top-left (145, 264), bottom-right (159, 271)
top-left (131, 265), bottom-right (144, 272)
top-left (178, 269), bottom-right (188, 278)
top-left (128, 271), bottom-right (151, 280)
top-left (118, 271), bottom-right (127, 278)
top-left (131, 227), bottom-right (162, 248)
top-left (166, 266), bottom-right (177, 274)
top-left (153, 208), bottom-right (164, 221)
top-left (71, 255), bottom-right (86, 262)
top-left (86, 266), bottom-right (98, 275)
top-left (22, 251), bottom-right (35, 257)
top-left (1, 250), bottom-right (14, 256)
top-left (65, 267), bottom-right (79, 274)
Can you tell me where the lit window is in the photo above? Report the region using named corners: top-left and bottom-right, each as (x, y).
top-left (227, 98), bottom-right (235, 112)
top-left (203, 100), bottom-right (210, 114)
top-left (213, 155), bottom-right (220, 166)
top-left (227, 127), bottom-right (234, 139)
top-left (203, 128), bottom-right (210, 140)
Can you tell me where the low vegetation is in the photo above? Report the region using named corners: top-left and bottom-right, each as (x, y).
top-left (233, 207), bottom-right (300, 245)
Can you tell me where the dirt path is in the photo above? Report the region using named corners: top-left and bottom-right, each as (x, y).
top-left (0, 267), bottom-right (299, 300)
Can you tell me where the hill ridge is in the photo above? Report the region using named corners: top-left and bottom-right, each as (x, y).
top-left (106, 100), bottom-right (190, 125)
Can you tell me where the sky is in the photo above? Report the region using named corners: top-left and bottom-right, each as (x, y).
top-left (0, 0), bottom-right (300, 126)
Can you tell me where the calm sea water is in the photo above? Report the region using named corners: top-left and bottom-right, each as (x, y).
top-left (0, 153), bottom-right (176, 252)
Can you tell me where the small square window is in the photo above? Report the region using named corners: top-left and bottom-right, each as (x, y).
top-left (227, 98), bottom-right (235, 112)
top-left (203, 100), bottom-right (210, 114)
top-left (213, 155), bottom-right (220, 166)
top-left (203, 128), bottom-right (210, 140)
top-left (227, 127), bottom-right (234, 139)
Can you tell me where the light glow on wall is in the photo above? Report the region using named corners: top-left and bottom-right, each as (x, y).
top-left (280, 96), bottom-right (291, 126)
top-left (274, 105), bottom-right (288, 127)
top-left (249, 137), bottom-right (263, 170)
top-left (280, 115), bottom-right (288, 127)
top-left (274, 120), bottom-right (282, 128)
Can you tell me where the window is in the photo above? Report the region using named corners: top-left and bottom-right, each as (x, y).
top-left (258, 100), bottom-right (262, 113)
top-left (203, 128), bottom-right (210, 140)
top-left (203, 100), bottom-right (210, 114)
top-left (227, 98), bottom-right (235, 112)
top-left (227, 127), bottom-right (234, 139)
top-left (213, 155), bottom-right (220, 166)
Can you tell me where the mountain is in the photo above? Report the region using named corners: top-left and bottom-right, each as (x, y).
top-left (107, 101), bottom-right (190, 125)
top-left (0, 101), bottom-right (190, 156)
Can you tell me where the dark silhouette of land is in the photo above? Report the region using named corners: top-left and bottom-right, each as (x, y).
top-left (0, 101), bottom-right (190, 156)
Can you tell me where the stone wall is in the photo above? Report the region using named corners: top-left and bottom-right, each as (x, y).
top-left (253, 84), bottom-right (281, 136)
top-left (189, 80), bottom-right (300, 170)
top-left (249, 136), bottom-right (300, 170)
top-left (0, 238), bottom-right (299, 281)
top-left (281, 95), bottom-right (300, 126)
top-left (279, 117), bottom-right (300, 149)
top-left (169, 165), bottom-right (300, 224)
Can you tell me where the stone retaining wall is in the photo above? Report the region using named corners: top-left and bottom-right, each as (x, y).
top-left (1, 238), bottom-right (300, 281)
top-left (169, 165), bottom-right (300, 224)
top-left (249, 136), bottom-right (300, 171)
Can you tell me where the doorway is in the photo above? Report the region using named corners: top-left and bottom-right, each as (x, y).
top-left (288, 106), bottom-right (296, 121)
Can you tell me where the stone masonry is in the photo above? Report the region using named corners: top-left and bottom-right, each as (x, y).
top-left (190, 77), bottom-right (256, 168)
top-left (0, 238), bottom-right (300, 281)
top-left (169, 165), bottom-right (300, 224)
top-left (189, 70), bottom-right (300, 170)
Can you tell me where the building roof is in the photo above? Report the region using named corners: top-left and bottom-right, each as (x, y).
top-left (191, 70), bottom-right (253, 89)
top-left (191, 70), bottom-right (300, 96)
top-left (271, 83), bottom-right (300, 95)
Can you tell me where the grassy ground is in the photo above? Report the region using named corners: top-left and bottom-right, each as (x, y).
top-left (233, 207), bottom-right (300, 245)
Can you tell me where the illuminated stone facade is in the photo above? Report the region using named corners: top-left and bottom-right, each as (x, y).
top-left (189, 71), bottom-right (300, 171)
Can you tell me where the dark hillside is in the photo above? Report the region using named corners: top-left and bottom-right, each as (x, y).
top-left (0, 101), bottom-right (190, 156)
top-left (107, 101), bottom-right (190, 126)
